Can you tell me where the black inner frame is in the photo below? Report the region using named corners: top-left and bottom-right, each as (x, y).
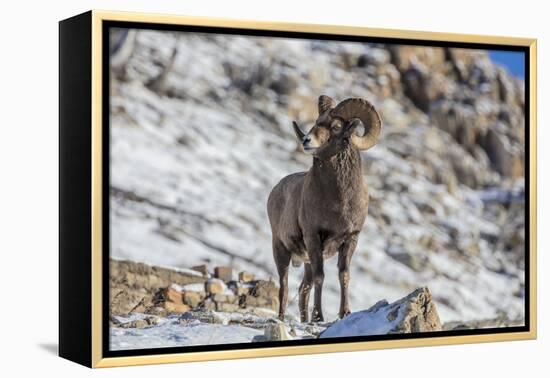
top-left (102, 20), bottom-right (531, 359)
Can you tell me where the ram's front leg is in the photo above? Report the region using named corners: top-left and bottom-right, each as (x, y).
top-left (338, 235), bottom-right (358, 319)
top-left (298, 263), bottom-right (313, 323)
top-left (305, 233), bottom-right (324, 322)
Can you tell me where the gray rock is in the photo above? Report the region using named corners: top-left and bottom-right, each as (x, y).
top-left (321, 287), bottom-right (442, 338)
top-left (214, 266), bottom-right (234, 282)
top-left (191, 264), bottom-right (209, 276)
top-left (388, 287), bottom-right (442, 333)
top-left (205, 279), bottom-right (226, 294)
top-left (182, 291), bottom-right (204, 308)
top-left (117, 316), bottom-right (159, 329)
top-left (238, 271), bottom-right (255, 282)
top-left (263, 322), bottom-right (290, 341)
top-left (213, 293), bottom-right (238, 304)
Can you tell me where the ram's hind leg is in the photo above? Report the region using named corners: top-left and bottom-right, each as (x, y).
top-left (273, 239), bottom-right (291, 321)
top-left (298, 263), bottom-right (313, 322)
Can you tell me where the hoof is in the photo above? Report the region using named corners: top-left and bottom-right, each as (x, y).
top-left (311, 310), bottom-right (324, 323)
top-left (339, 309), bottom-right (351, 319)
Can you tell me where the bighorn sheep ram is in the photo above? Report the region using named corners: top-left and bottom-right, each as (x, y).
top-left (267, 95), bottom-right (381, 322)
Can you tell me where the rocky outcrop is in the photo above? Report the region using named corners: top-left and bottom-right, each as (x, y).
top-left (386, 287), bottom-right (442, 333)
top-left (262, 322), bottom-right (291, 341)
top-left (110, 260), bottom-right (444, 338)
top-left (387, 45), bottom-right (525, 181)
top-left (109, 259), bottom-right (206, 315)
top-left (320, 287), bottom-right (442, 338)
top-left (110, 259), bottom-right (278, 318)
top-left (111, 286), bottom-right (447, 349)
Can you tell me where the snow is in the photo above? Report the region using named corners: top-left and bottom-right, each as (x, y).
top-left (110, 316), bottom-right (263, 350)
top-left (172, 283), bottom-right (205, 293)
top-left (320, 302), bottom-right (402, 338)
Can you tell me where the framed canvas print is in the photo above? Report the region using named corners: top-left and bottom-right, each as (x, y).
top-left (59, 10), bottom-right (537, 368)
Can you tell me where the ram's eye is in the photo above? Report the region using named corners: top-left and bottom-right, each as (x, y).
top-left (331, 120), bottom-right (342, 132)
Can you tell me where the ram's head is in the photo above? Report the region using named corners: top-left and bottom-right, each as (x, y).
top-left (293, 95), bottom-right (382, 158)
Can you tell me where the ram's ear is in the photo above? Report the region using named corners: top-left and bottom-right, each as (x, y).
top-left (343, 118), bottom-right (363, 136)
top-left (292, 121), bottom-right (305, 141)
top-left (318, 95), bottom-right (336, 114)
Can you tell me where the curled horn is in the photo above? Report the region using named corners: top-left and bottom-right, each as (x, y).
top-left (331, 98), bottom-right (382, 151)
top-left (318, 95), bottom-right (336, 114)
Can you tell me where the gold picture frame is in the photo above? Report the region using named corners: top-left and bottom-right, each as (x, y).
top-left (59, 10), bottom-right (537, 368)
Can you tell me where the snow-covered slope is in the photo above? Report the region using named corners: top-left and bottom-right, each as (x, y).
top-left (111, 313), bottom-right (263, 350)
top-left (109, 29), bottom-right (525, 323)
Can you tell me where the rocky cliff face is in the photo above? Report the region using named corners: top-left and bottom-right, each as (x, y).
top-left (109, 28), bottom-right (525, 324)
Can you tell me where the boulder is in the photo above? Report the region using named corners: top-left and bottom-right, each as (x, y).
top-left (205, 278), bottom-right (226, 294)
top-left (164, 286), bottom-right (183, 304)
top-left (388, 288), bottom-right (442, 333)
top-left (213, 293), bottom-right (238, 304)
top-left (164, 301), bottom-right (191, 314)
top-left (238, 271), bottom-right (255, 282)
top-left (263, 322), bottom-right (290, 341)
top-left (214, 266), bottom-right (234, 282)
top-left (250, 280), bottom-right (278, 299)
top-left (320, 287), bottom-right (442, 338)
top-left (110, 288), bottom-right (152, 315)
top-left (244, 280), bottom-right (279, 311)
top-left (183, 291), bottom-right (204, 308)
top-left (148, 285), bottom-right (192, 314)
